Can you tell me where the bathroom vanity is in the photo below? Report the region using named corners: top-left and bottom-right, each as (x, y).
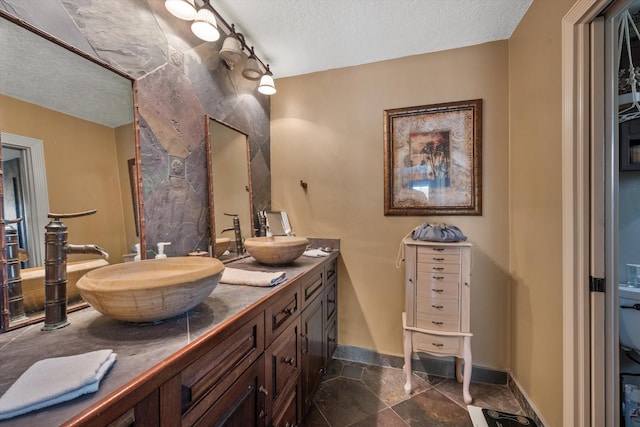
top-left (0, 247), bottom-right (339, 426)
top-left (401, 238), bottom-right (473, 404)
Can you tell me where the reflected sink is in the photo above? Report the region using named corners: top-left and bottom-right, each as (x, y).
top-left (244, 236), bottom-right (309, 265)
top-left (21, 259), bottom-right (109, 314)
top-left (215, 237), bottom-right (230, 257)
top-left (76, 257), bottom-right (224, 322)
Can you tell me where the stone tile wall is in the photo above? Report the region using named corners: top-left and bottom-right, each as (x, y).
top-left (1, 0), bottom-right (271, 258)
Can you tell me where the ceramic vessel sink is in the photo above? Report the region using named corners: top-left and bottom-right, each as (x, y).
top-left (76, 257), bottom-right (224, 322)
top-left (244, 236), bottom-right (309, 265)
top-left (215, 237), bottom-right (230, 257)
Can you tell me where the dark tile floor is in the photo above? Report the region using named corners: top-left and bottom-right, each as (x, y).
top-left (302, 359), bottom-right (525, 427)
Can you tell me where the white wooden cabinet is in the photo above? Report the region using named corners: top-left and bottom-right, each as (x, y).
top-left (402, 238), bottom-right (473, 404)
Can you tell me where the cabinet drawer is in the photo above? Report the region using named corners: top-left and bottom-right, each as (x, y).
top-left (417, 262), bottom-right (460, 274)
top-left (416, 298), bottom-right (459, 316)
top-left (413, 333), bottom-right (461, 355)
top-left (265, 283), bottom-right (301, 345)
top-left (417, 246), bottom-right (460, 258)
top-left (416, 276), bottom-right (459, 299)
top-left (416, 312), bottom-right (460, 331)
top-left (326, 258), bottom-right (338, 281)
top-left (181, 313), bottom-right (264, 425)
top-left (325, 277), bottom-right (337, 321)
top-left (266, 318), bottom-right (301, 409)
top-left (301, 267), bottom-right (324, 307)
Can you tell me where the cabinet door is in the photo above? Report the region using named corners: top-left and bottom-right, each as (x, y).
top-left (301, 293), bottom-right (325, 411)
top-left (271, 375), bottom-right (300, 427)
top-left (266, 317), bottom-right (301, 412)
top-left (193, 354), bottom-right (267, 427)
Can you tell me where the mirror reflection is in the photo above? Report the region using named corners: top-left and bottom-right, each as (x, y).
top-left (206, 117), bottom-right (253, 261)
top-left (0, 15), bottom-right (137, 330)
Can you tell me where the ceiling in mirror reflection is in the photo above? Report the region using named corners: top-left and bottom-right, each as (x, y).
top-left (0, 16), bottom-right (133, 127)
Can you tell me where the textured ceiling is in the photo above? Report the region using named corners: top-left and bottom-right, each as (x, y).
top-left (209, 0), bottom-right (533, 78)
top-left (1, 1), bottom-right (532, 128)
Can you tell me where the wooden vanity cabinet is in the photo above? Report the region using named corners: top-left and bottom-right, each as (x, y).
top-left (63, 255), bottom-right (339, 427)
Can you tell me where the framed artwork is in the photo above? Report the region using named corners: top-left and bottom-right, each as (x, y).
top-left (383, 99), bottom-right (482, 216)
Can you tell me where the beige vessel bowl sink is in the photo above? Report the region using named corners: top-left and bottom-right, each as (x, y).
top-left (76, 257), bottom-right (224, 323)
top-left (214, 237), bottom-right (231, 257)
top-left (244, 236), bottom-right (309, 265)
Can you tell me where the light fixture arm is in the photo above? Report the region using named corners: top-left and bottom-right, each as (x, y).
top-left (203, 1), bottom-right (269, 74)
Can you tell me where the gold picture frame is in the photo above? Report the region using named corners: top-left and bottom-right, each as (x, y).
top-left (383, 99), bottom-right (482, 216)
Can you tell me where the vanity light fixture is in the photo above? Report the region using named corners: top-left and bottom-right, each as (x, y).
top-left (191, 8), bottom-right (219, 42)
top-left (164, 0), bottom-right (276, 95)
top-left (165, 0), bottom-right (197, 21)
top-left (219, 27), bottom-right (244, 70)
top-left (258, 65), bottom-right (276, 95)
top-left (242, 48), bottom-right (262, 81)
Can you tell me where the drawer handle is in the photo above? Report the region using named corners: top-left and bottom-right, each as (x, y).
top-left (328, 337), bottom-right (336, 343)
top-left (432, 276), bottom-right (444, 280)
top-left (432, 321), bottom-right (444, 326)
top-left (432, 289), bottom-right (444, 293)
top-left (432, 305), bottom-right (444, 309)
top-left (433, 257), bottom-right (445, 261)
top-left (432, 267), bottom-right (444, 271)
top-left (328, 299), bottom-right (336, 304)
top-left (432, 343), bottom-right (444, 347)
top-left (432, 248), bottom-right (445, 252)
top-left (282, 307), bottom-right (296, 316)
top-left (284, 357), bottom-right (295, 365)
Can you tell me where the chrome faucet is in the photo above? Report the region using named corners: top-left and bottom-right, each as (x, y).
top-left (222, 213), bottom-right (243, 256)
top-left (42, 210), bottom-right (109, 331)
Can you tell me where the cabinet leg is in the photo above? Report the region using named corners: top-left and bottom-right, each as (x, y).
top-left (455, 357), bottom-right (463, 383)
top-left (403, 328), bottom-right (412, 394)
top-left (463, 336), bottom-right (472, 404)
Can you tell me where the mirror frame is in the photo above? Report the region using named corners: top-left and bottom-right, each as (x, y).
top-left (0, 10), bottom-right (142, 332)
top-left (205, 116), bottom-right (254, 261)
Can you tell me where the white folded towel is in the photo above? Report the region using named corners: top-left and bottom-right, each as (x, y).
top-left (221, 267), bottom-right (287, 287)
top-left (303, 249), bottom-right (330, 258)
top-left (0, 349), bottom-right (116, 420)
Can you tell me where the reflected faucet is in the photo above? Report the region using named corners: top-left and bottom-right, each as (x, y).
top-left (222, 213), bottom-right (243, 256)
top-left (42, 210), bottom-right (109, 331)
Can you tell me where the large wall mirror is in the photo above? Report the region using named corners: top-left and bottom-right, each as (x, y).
top-left (0, 13), bottom-right (138, 331)
top-left (206, 117), bottom-right (253, 262)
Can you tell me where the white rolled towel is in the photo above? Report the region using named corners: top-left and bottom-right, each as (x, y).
top-left (0, 349), bottom-right (116, 420)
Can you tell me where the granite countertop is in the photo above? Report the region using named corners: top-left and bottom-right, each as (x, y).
top-left (0, 243), bottom-right (339, 427)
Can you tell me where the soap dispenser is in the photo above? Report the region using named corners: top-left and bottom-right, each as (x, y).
top-left (134, 243), bottom-right (141, 261)
top-left (155, 242), bottom-right (171, 259)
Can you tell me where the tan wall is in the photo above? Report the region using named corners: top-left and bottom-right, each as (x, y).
top-left (508, 1), bottom-right (576, 426)
top-left (271, 41), bottom-right (511, 369)
top-left (115, 123), bottom-right (137, 254)
top-left (0, 94), bottom-right (131, 264)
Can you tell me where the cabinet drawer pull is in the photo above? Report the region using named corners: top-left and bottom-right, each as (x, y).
top-left (328, 299), bottom-right (336, 303)
top-left (328, 337), bottom-right (336, 343)
top-left (432, 276), bottom-right (444, 280)
top-left (432, 248), bottom-right (445, 252)
top-left (282, 307), bottom-right (296, 315)
top-left (284, 357), bottom-right (295, 365)
top-left (432, 288), bottom-right (444, 293)
top-left (432, 321), bottom-right (443, 326)
top-left (433, 257), bottom-right (445, 261)
top-left (432, 305), bottom-right (444, 309)
top-left (432, 343), bottom-right (444, 347)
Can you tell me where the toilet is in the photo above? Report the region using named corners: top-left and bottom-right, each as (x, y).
top-left (620, 285), bottom-right (640, 355)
